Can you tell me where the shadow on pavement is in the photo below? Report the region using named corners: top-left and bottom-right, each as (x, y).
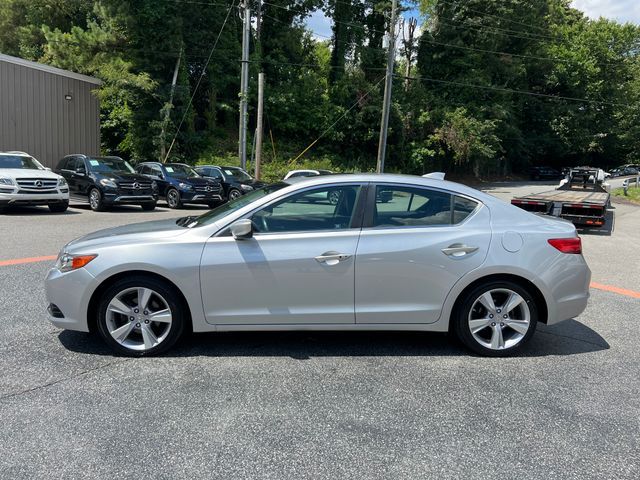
top-left (1, 206), bottom-right (82, 216)
top-left (58, 318), bottom-right (608, 359)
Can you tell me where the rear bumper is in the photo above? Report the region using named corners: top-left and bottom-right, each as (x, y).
top-left (542, 258), bottom-right (591, 325)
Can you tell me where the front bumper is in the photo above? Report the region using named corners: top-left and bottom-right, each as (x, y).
top-left (179, 191), bottom-right (223, 204)
top-left (45, 266), bottom-right (96, 332)
top-left (103, 192), bottom-right (158, 205)
top-left (0, 190), bottom-right (69, 207)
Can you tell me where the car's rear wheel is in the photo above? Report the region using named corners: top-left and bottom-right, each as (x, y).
top-left (453, 281), bottom-right (537, 357)
top-left (89, 188), bottom-right (106, 211)
top-left (166, 188), bottom-right (182, 208)
top-left (96, 276), bottom-right (186, 356)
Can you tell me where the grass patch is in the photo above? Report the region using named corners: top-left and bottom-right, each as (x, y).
top-left (612, 185), bottom-right (640, 204)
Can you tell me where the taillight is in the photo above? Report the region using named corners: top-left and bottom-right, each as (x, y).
top-left (548, 238), bottom-right (582, 254)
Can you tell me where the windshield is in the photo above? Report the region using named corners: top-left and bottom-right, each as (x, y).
top-left (222, 167), bottom-right (253, 182)
top-left (189, 183), bottom-right (287, 227)
top-left (165, 164), bottom-right (199, 178)
top-left (88, 157), bottom-right (135, 174)
top-left (0, 155), bottom-right (45, 170)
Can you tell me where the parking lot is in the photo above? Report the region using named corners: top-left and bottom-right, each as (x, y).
top-left (1, 185), bottom-right (639, 479)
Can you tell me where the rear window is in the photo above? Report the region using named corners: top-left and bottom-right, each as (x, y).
top-left (374, 185), bottom-right (479, 227)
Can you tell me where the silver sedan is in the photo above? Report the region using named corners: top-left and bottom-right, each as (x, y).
top-left (45, 174), bottom-right (591, 356)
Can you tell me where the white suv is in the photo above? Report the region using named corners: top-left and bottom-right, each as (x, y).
top-left (0, 152), bottom-right (70, 213)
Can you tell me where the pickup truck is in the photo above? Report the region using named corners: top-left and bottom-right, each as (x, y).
top-left (511, 167), bottom-right (610, 228)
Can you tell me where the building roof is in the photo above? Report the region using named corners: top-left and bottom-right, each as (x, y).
top-left (0, 53), bottom-right (101, 85)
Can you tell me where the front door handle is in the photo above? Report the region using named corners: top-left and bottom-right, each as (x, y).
top-left (442, 244), bottom-right (479, 257)
top-left (315, 251), bottom-right (352, 266)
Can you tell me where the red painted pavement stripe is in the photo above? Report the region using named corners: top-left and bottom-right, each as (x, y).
top-left (0, 255), bottom-right (57, 267)
top-left (590, 282), bottom-right (640, 299)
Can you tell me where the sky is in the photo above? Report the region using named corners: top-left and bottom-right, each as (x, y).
top-left (304, 1), bottom-right (640, 42)
top-left (572, 0), bottom-right (640, 24)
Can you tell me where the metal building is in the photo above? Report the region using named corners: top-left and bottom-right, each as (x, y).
top-left (0, 53), bottom-right (101, 168)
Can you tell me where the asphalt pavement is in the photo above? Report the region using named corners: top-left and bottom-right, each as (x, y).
top-left (0, 187), bottom-right (639, 479)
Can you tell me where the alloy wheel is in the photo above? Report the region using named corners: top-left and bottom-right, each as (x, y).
top-left (467, 288), bottom-right (531, 351)
top-left (167, 189), bottom-right (179, 208)
top-left (105, 287), bottom-right (173, 352)
top-left (89, 189), bottom-right (100, 210)
top-left (229, 189), bottom-right (241, 201)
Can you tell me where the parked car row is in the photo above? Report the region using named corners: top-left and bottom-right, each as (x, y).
top-left (0, 151), bottom-right (261, 213)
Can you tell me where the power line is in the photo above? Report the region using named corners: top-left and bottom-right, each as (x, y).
top-left (291, 75), bottom-right (386, 162)
top-left (164, 0), bottom-right (237, 162)
top-left (397, 73), bottom-right (631, 107)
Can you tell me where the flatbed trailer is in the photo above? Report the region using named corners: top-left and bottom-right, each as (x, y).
top-left (511, 167), bottom-right (610, 228)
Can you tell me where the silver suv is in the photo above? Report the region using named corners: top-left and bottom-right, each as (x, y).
top-left (0, 151), bottom-right (70, 213)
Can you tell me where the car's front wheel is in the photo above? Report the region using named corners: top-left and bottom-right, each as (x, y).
top-left (96, 276), bottom-right (186, 356)
top-left (166, 188), bottom-right (182, 209)
top-left (228, 189), bottom-right (242, 201)
top-left (49, 201), bottom-right (69, 213)
top-left (89, 188), bottom-right (106, 211)
top-left (453, 280), bottom-right (538, 357)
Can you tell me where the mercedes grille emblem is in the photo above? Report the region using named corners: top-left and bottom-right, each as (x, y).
top-left (206, 186), bottom-right (212, 192)
top-left (35, 180), bottom-right (43, 188)
top-left (133, 182), bottom-right (141, 189)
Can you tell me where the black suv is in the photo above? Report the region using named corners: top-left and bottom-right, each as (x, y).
top-left (135, 162), bottom-right (223, 208)
top-left (195, 165), bottom-right (265, 201)
top-left (55, 155), bottom-right (158, 211)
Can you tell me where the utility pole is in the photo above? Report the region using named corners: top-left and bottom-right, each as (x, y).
top-left (160, 50), bottom-right (182, 162)
top-left (376, 0), bottom-right (397, 174)
top-left (238, 1), bottom-right (250, 170)
top-left (255, 72), bottom-right (264, 179)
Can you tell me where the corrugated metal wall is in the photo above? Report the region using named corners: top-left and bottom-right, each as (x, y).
top-left (0, 58), bottom-right (100, 168)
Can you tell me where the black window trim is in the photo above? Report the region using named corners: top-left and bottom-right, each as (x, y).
top-left (214, 182), bottom-right (370, 237)
top-left (362, 182), bottom-right (483, 230)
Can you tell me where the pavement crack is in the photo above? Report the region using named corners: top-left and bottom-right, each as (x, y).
top-left (0, 359), bottom-right (130, 401)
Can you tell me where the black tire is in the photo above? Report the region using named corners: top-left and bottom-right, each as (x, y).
top-left (89, 188), bottom-right (106, 212)
top-left (452, 280), bottom-right (538, 357)
top-left (166, 188), bottom-right (182, 209)
top-left (49, 201), bottom-right (69, 213)
top-left (141, 201), bottom-right (156, 211)
top-left (96, 275), bottom-right (186, 357)
top-left (228, 189), bottom-right (242, 201)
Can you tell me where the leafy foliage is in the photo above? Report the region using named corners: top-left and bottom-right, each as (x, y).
top-left (1, 0), bottom-right (639, 178)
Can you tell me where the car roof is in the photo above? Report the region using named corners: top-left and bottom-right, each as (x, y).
top-left (0, 151), bottom-right (30, 157)
top-left (282, 173), bottom-right (496, 202)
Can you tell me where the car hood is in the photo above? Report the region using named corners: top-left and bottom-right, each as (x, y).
top-left (95, 172), bottom-right (150, 183)
top-left (66, 218), bottom-right (190, 252)
top-left (176, 177), bottom-right (219, 186)
top-left (0, 168), bottom-right (62, 180)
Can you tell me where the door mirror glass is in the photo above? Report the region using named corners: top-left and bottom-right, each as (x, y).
top-left (230, 219), bottom-right (253, 240)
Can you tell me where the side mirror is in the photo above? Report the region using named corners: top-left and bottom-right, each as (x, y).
top-left (230, 219), bottom-right (253, 240)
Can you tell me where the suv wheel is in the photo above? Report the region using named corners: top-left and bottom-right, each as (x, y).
top-left (166, 188), bottom-right (182, 209)
top-left (96, 276), bottom-right (186, 356)
top-left (49, 201), bottom-right (69, 213)
top-left (89, 188), bottom-right (106, 211)
top-left (452, 281), bottom-right (538, 357)
top-left (228, 189), bottom-right (242, 201)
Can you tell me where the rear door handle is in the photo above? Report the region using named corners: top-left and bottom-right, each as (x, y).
top-left (315, 251), bottom-right (352, 266)
top-left (441, 244), bottom-right (479, 257)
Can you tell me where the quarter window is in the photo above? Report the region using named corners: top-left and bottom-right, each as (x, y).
top-left (373, 185), bottom-right (478, 227)
top-left (251, 185), bottom-right (362, 233)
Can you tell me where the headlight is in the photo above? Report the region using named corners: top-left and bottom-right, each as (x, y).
top-left (0, 177), bottom-right (15, 186)
top-left (99, 178), bottom-right (117, 188)
top-left (56, 252), bottom-right (98, 272)
top-left (240, 184), bottom-right (254, 191)
top-left (58, 177), bottom-right (67, 186)
top-left (178, 182), bottom-right (193, 191)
